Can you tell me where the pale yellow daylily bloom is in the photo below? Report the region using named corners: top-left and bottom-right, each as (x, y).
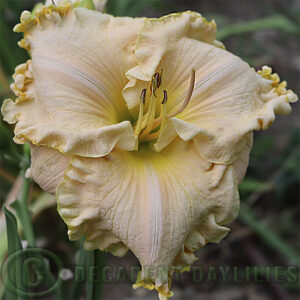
top-left (1, 2), bottom-right (297, 299)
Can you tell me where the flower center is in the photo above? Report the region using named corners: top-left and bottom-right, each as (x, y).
top-left (134, 68), bottom-right (195, 146)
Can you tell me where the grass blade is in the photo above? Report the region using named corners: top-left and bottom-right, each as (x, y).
top-left (69, 239), bottom-right (88, 300)
top-left (217, 15), bottom-right (298, 41)
top-left (86, 249), bottom-right (106, 300)
top-left (3, 206), bottom-right (29, 300)
top-left (239, 203), bottom-right (299, 265)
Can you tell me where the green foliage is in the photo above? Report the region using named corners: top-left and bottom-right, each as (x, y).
top-left (239, 178), bottom-right (272, 193)
top-left (106, 0), bottom-right (161, 16)
top-left (217, 14), bottom-right (299, 41)
top-left (239, 203), bottom-right (299, 266)
top-left (3, 206), bottom-right (29, 300)
top-left (86, 250), bottom-right (107, 300)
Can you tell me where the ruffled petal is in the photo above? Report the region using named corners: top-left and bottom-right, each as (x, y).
top-left (56, 138), bottom-right (239, 298)
top-left (2, 5), bottom-right (145, 156)
top-left (232, 133), bottom-right (253, 185)
top-left (29, 144), bottom-right (70, 195)
top-left (123, 11), bottom-right (222, 110)
top-left (153, 63), bottom-right (297, 164)
top-left (122, 11), bottom-right (297, 164)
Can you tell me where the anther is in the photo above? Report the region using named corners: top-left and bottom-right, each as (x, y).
top-left (154, 73), bottom-right (160, 88)
top-left (151, 72), bottom-right (162, 97)
top-left (140, 88), bottom-right (146, 104)
top-left (161, 90), bottom-right (167, 104)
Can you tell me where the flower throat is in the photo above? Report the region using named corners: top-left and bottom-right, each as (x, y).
top-left (134, 68), bottom-right (196, 145)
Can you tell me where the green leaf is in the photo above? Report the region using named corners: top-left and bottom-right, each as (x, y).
top-left (217, 15), bottom-right (298, 41)
top-left (3, 206), bottom-right (22, 258)
top-left (106, 0), bottom-right (160, 17)
top-left (86, 249), bottom-right (106, 300)
top-left (69, 239), bottom-right (88, 300)
top-left (239, 204), bottom-right (299, 265)
top-left (3, 206), bottom-right (29, 300)
top-left (11, 173), bottom-right (35, 248)
top-left (239, 178), bottom-right (272, 193)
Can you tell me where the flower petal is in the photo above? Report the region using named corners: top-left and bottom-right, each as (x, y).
top-left (2, 5), bottom-right (145, 156)
top-left (232, 133), bottom-right (253, 185)
top-left (56, 138), bottom-right (239, 298)
top-left (154, 62), bottom-right (297, 164)
top-left (29, 144), bottom-right (70, 195)
top-left (123, 11), bottom-right (222, 110)
top-left (122, 11), bottom-right (297, 164)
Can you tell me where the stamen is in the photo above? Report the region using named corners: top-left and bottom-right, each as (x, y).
top-left (140, 91), bottom-right (167, 142)
top-left (151, 68), bottom-right (195, 130)
top-left (134, 89), bottom-right (146, 136)
top-left (151, 74), bottom-right (159, 97)
top-left (139, 92), bottom-right (156, 139)
top-left (140, 71), bottom-right (162, 130)
top-left (135, 69), bottom-right (195, 143)
top-left (160, 90), bottom-right (168, 132)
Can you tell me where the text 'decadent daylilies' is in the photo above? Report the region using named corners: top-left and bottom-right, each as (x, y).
top-left (1, 1), bottom-right (298, 299)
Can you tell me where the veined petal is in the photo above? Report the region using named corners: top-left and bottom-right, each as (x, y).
top-left (29, 144), bottom-right (70, 195)
top-left (2, 5), bottom-right (145, 156)
top-left (122, 11), bottom-right (297, 164)
top-left (153, 59), bottom-right (297, 164)
top-left (123, 11), bottom-right (222, 110)
top-left (56, 138), bottom-right (239, 298)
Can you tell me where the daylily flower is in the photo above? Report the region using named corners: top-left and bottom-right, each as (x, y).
top-left (1, 1), bottom-right (297, 299)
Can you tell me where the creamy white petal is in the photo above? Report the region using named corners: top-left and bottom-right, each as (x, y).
top-left (2, 5), bottom-right (145, 157)
top-left (123, 12), bottom-right (297, 164)
top-left (56, 138), bottom-right (239, 298)
top-left (123, 11), bottom-right (220, 110)
top-left (30, 144), bottom-right (70, 195)
top-left (232, 133), bottom-right (253, 185)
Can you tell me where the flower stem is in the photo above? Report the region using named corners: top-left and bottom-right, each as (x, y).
top-left (19, 169), bottom-right (35, 246)
top-left (86, 249), bottom-right (107, 300)
top-left (11, 147), bottom-right (36, 247)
